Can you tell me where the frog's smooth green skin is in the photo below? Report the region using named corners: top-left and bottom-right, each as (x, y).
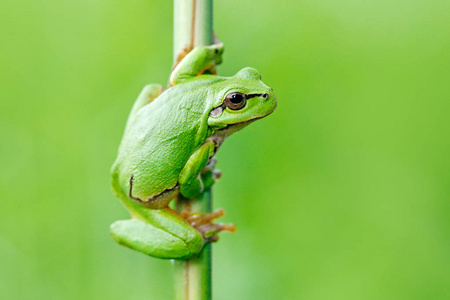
top-left (110, 44), bottom-right (277, 259)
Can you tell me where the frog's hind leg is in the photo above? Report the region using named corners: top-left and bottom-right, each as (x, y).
top-left (110, 207), bottom-right (203, 259)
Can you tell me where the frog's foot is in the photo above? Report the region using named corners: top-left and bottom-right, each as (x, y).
top-left (201, 157), bottom-right (222, 189)
top-left (204, 43), bottom-right (224, 74)
top-left (181, 208), bottom-right (236, 242)
top-left (204, 156), bottom-right (218, 170)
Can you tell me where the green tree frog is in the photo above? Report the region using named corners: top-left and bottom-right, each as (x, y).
top-left (110, 44), bottom-right (277, 259)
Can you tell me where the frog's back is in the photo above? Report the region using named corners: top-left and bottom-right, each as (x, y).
top-left (112, 81), bottom-right (213, 200)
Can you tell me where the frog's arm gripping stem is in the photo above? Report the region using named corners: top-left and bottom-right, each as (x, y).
top-left (178, 140), bottom-right (215, 199)
top-left (169, 44), bottom-right (223, 86)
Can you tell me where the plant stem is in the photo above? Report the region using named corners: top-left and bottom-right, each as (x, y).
top-left (174, 191), bottom-right (213, 300)
top-left (173, 0), bottom-right (213, 61)
top-left (173, 1), bottom-right (214, 299)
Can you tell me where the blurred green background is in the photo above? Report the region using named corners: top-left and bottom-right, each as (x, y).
top-left (1, 0), bottom-right (449, 299)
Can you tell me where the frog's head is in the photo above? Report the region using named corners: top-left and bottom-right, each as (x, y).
top-left (208, 67), bottom-right (277, 133)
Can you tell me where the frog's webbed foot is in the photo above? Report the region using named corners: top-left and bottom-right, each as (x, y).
top-left (181, 208), bottom-right (236, 242)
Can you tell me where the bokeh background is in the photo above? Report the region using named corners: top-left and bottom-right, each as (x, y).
top-left (1, 0), bottom-right (449, 299)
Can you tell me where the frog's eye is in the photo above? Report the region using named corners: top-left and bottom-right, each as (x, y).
top-left (225, 93), bottom-right (246, 110)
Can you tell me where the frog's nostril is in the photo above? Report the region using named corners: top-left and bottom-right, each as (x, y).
top-left (262, 93), bottom-right (269, 99)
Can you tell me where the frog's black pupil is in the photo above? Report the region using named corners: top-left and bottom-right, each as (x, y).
top-left (230, 94), bottom-right (244, 103)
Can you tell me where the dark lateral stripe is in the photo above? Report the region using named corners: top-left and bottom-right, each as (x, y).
top-left (245, 93), bottom-right (264, 99)
top-left (128, 174), bottom-right (178, 203)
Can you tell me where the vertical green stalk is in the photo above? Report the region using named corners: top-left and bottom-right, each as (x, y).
top-left (173, 1), bottom-right (214, 299)
top-left (174, 191), bottom-right (213, 300)
top-left (173, 0), bottom-right (213, 61)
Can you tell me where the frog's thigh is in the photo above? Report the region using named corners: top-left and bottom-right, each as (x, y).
top-left (179, 141), bottom-right (215, 199)
top-left (110, 216), bottom-right (203, 259)
top-left (129, 84), bottom-right (163, 118)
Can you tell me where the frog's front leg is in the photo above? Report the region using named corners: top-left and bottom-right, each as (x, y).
top-left (110, 207), bottom-right (204, 259)
top-left (170, 43), bottom-right (224, 86)
top-left (178, 139), bottom-right (216, 199)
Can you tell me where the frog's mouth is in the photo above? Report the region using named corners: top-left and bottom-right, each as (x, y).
top-left (214, 115), bottom-right (266, 133)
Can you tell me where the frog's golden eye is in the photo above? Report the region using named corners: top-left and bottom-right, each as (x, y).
top-left (225, 93), bottom-right (246, 110)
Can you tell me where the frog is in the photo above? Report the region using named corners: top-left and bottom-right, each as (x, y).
top-left (110, 44), bottom-right (277, 259)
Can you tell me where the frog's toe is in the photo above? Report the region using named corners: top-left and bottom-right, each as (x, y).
top-left (201, 168), bottom-right (221, 189)
top-left (110, 219), bottom-right (203, 259)
top-left (204, 157), bottom-right (218, 170)
top-left (180, 208), bottom-right (236, 243)
top-left (212, 169), bottom-right (222, 181)
top-left (201, 157), bottom-right (221, 186)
